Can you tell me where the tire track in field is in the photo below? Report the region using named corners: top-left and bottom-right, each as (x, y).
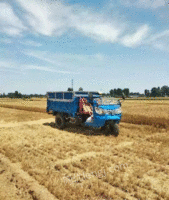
top-left (0, 153), bottom-right (58, 200)
top-left (0, 104), bottom-right (45, 113)
top-left (0, 118), bottom-right (54, 128)
top-left (54, 142), bottom-right (133, 166)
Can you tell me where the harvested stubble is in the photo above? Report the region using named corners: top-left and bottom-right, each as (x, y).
top-left (0, 120), bottom-right (169, 199)
top-left (0, 101), bottom-right (168, 130)
top-left (0, 104), bottom-right (46, 113)
top-left (121, 114), bottom-right (168, 129)
top-left (0, 99), bottom-right (169, 199)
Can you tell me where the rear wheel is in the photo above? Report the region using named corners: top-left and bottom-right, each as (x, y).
top-left (55, 114), bottom-right (66, 129)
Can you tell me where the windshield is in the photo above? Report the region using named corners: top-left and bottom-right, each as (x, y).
top-left (94, 97), bottom-right (120, 105)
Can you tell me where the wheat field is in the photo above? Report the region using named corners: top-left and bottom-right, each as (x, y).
top-left (0, 98), bottom-right (169, 200)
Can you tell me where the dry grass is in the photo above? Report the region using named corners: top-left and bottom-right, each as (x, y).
top-left (0, 98), bottom-right (169, 199)
top-left (0, 104), bottom-right (45, 113)
top-left (122, 114), bottom-right (168, 129)
top-left (0, 107), bottom-right (51, 124)
top-left (0, 104), bottom-right (169, 199)
top-left (121, 100), bottom-right (169, 129)
top-left (0, 98), bottom-right (168, 129)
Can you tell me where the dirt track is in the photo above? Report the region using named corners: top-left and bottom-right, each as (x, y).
top-left (0, 118), bottom-right (54, 128)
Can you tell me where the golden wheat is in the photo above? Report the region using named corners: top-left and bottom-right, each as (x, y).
top-left (0, 98), bottom-right (168, 129)
top-left (0, 98), bottom-right (169, 199)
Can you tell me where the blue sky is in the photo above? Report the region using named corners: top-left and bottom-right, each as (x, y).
top-left (0, 0), bottom-right (169, 94)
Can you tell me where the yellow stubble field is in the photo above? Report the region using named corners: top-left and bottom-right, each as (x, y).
top-left (0, 98), bottom-right (169, 200)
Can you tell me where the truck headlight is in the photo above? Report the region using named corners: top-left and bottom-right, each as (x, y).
top-left (105, 108), bottom-right (122, 115)
top-left (95, 107), bottom-right (104, 115)
top-left (114, 108), bottom-right (122, 114)
top-left (95, 107), bottom-right (122, 115)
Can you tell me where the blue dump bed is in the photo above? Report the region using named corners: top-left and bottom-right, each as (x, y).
top-left (46, 91), bottom-right (100, 117)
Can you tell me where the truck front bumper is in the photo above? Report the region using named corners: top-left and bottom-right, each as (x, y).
top-left (85, 114), bottom-right (122, 128)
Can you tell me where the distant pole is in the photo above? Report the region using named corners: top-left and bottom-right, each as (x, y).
top-left (72, 79), bottom-right (73, 91)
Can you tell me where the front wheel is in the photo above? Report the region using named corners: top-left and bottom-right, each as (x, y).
top-left (104, 121), bottom-right (119, 136)
top-left (109, 122), bottom-right (119, 137)
top-left (55, 114), bottom-right (66, 129)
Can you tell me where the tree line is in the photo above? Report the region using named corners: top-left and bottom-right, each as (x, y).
top-left (68, 85), bottom-right (169, 97)
top-left (144, 86), bottom-right (169, 97)
top-left (108, 85), bottom-right (169, 97)
top-left (0, 91), bottom-right (45, 98)
top-left (1, 85), bottom-right (169, 98)
top-left (73, 86), bottom-right (169, 97)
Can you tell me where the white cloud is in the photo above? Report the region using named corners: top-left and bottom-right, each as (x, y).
top-left (120, 24), bottom-right (150, 47)
top-left (25, 65), bottom-right (79, 74)
top-left (24, 51), bottom-right (58, 65)
top-left (1, 38), bottom-right (12, 44)
top-left (0, 61), bottom-right (24, 74)
top-left (0, 59), bottom-right (78, 74)
top-left (23, 50), bottom-right (109, 69)
top-left (15, 0), bottom-right (72, 36)
top-left (0, 61), bottom-right (16, 68)
top-left (0, 2), bottom-right (27, 36)
top-left (1, 27), bottom-right (22, 36)
top-left (1, 0), bottom-right (169, 52)
top-left (139, 0), bottom-right (165, 9)
top-left (146, 30), bottom-right (169, 51)
top-left (148, 30), bottom-right (169, 42)
top-left (20, 40), bottom-right (42, 47)
top-left (15, 0), bottom-right (123, 42)
top-left (152, 42), bottom-right (169, 51)
top-left (120, 0), bottom-right (166, 9)
top-left (70, 12), bottom-right (122, 43)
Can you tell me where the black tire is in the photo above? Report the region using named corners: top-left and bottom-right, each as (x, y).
top-left (103, 121), bottom-right (119, 136)
top-left (102, 123), bottom-right (110, 136)
top-left (100, 126), bottom-right (106, 131)
top-left (109, 121), bottom-right (119, 137)
top-left (55, 114), bottom-right (66, 129)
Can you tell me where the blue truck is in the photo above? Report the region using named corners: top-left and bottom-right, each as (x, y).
top-left (46, 91), bottom-right (122, 136)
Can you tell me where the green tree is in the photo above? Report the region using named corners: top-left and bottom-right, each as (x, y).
top-left (14, 91), bottom-right (22, 98)
top-left (8, 93), bottom-right (14, 98)
top-left (161, 85), bottom-right (169, 97)
top-left (116, 88), bottom-right (122, 96)
top-left (67, 87), bottom-right (73, 91)
top-left (14, 91), bottom-right (19, 98)
top-left (114, 89), bottom-right (117, 96)
top-left (79, 87), bottom-right (83, 91)
top-left (144, 89), bottom-right (150, 97)
top-left (109, 89), bottom-right (114, 97)
top-left (151, 87), bottom-right (161, 97)
top-left (123, 88), bottom-right (129, 97)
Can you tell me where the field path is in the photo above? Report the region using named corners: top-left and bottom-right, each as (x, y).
top-left (0, 118), bottom-right (54, 128)
top-left (0, 153), bottom-right (58, 200)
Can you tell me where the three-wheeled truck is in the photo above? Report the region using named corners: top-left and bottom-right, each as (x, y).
top-left (46, 91), bottom-right (122, 136)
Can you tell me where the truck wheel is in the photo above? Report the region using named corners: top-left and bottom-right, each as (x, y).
top-left (100, 126), bottom-right (106, 131)
top-left (55, 114), bottom-right (65, 129)
top-left (109, 121), bottom-right (119, 137)
top-left (103, 123), bottom-right (110, 136)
